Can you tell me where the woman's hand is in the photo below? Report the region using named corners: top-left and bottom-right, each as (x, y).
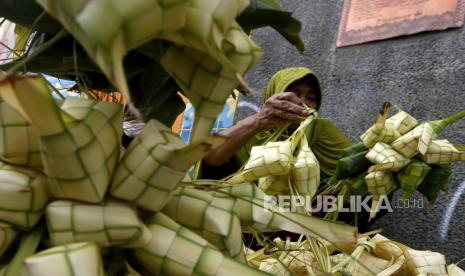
top-left (254, 92), bottom-right (310, 131)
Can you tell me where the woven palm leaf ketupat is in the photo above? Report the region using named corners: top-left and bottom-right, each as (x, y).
top-left (160, 21), bottom-right (262, 142)
top-left (361, 102), bottom-right (401, 148)
top-left (0, 101), bottom-right (43, 168)
top-left (365, 170), bottom-right (397, 220)
top-left (420, 139), bottom-right (465, 164)
top-left (384, 110), bottom-right (419, 135)
top-left (391, 122), bottom-right (436, 158)
top-left (225, 141), bottom-right (293, 184)
top-left (162, 187), bottom-right (244, 260)
top-left (0, 76), bottom-right (123, 203)
top-left (45, 200), bottom-right (152, 248)
top-left (111, 119), bottom-right (225, 212)
top-left (24, 242), bottom-right (104, 276)
top-left (366, 142), bottom-right (411, 172)
top-left (134, 212), bottom-right (269, 276)
top-left (0, 162), bottom-right (48, 229)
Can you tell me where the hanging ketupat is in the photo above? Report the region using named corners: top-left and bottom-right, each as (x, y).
top-left (34, 0), bottom-right (262, 143)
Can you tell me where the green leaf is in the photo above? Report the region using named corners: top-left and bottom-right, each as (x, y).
top-left (237, 0), bottom-right (305, 51)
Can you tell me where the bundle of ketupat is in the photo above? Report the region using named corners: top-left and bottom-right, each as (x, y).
top-left (246, 233), bottom-right (465, 276)
top-left (226, 109), bottom-right (322, 202)
top-left (0, 78), bottom-right (359, 275)
top-left (330, 102), bottom-right (465, 220)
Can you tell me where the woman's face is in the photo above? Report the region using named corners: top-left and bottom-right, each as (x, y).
top-left (286, 79), bottom-right (318, 109)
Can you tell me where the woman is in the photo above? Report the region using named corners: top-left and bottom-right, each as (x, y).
top-left (203, 66), bottom-right (353, 179)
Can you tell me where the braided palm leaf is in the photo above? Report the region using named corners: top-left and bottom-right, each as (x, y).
top-left (385, 110), bottom-right (419, 135)
top-left (0, 101), bottom-right (42, 168)
top-left (365, 171), bottom-right (397, 220)
top-left (360, 102), bottom-right (401, 147)
top-left (258, 174), bottom-right (290, 195)
top-left (45, 200), bottom-right (152, 248)
top-left (226, 141), bottom-right (293, 184)
top-left (162, 186), bottom-right (244, 260)
top-left (366, 143), bottom-right (411, 173)
top-left (293, 135), bottom-right (320, 199)
top-left (134, 212), bottom-right (268, 276)
top-left (0, 162), bottom-right (48, 229)
top-left (0, 222), bottom-right (18, 258)
top-left (34, 0), bottom-right (191, 101)
top-left (420, 139), bottom-right (465, 164)
top-left (160, 22), bottom-right (262, 142)
top-left (391, 122), bottom-right (436, 158)
top-left (111, 119), bottom-right (224, 212)
top-left (25, 242), bottom-right (104, 276)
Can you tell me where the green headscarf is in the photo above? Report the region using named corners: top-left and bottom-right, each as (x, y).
top-left (264, 67), bottom-right (322, 108)
top-left (236, 67), bottom-right (352, 176)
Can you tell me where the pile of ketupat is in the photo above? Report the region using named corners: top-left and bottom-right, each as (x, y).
top-left (224, 103), bottom-right (465, 275)
top-left (0, 76), bottom-right (356, 275)
top-left (0, 0), bottom-right (463, 274)
top-left (0, 0), bottom-right (357, 274)
top-left (328, 102), bottom-right (465, 220)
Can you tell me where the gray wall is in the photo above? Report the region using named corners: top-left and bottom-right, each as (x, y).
top-left (240, 0), bottom-right (465, 264)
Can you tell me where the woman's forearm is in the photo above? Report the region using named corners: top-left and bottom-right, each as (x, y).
top-left (203, 114), bottom-right (261, 167)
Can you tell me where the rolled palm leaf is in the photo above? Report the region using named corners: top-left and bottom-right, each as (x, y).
top-left (420, 139), bottom-right (465, 164)
top-left (385, 110), bottom-right (419, 135)
top-left (360, 102), bottom-right (400, 147)
top-left (391, 123), bottom-right (436, 158)
top-left (365, 171), bottom-right (397, 220)
top-left (293, 134), bottom-right (320, 199)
